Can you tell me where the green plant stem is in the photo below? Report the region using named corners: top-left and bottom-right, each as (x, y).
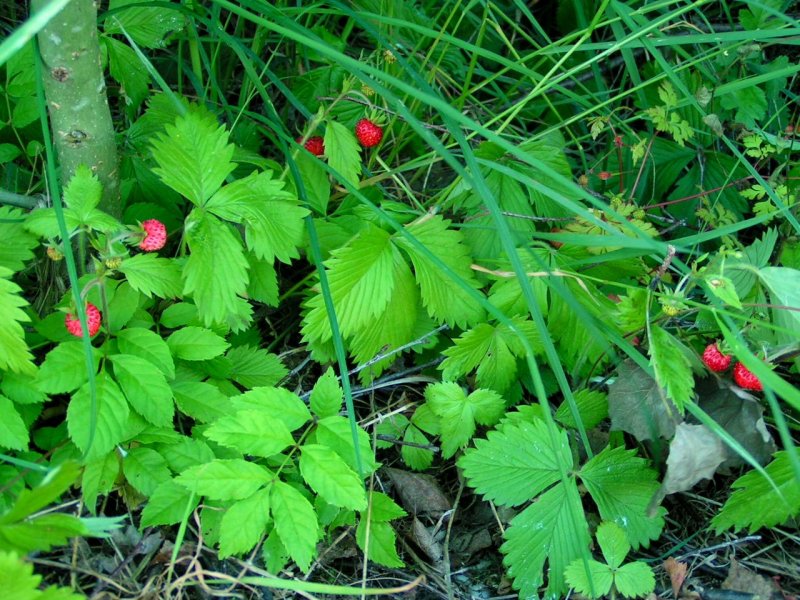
top-left (32, 0), bottom-right (120, 216)
top-left (0, 188), bottom-right (40, 209)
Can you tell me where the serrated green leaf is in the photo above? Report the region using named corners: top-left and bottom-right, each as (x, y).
top-left (294, 149), bottom-right (330, 214)
top-left (63, 164), bottom-right (102, 220)
top-left (759, 267), bottom-right (800, 332)
top-left (396, 216), bottom-right (484, 328)
top-left (315, 416), bottom-right (378, 474)
top-left (167, 326), bottom-right (230, 361)
top-left (67, 375), bottom-right (130, 460)
top-left (104, 0), bottom-right (185, 47)
top-left (502, 477), bottom-right (591, 599)
top-left (0, 396), bottom-right (28, 450)
top-left (565, 559), bottom-right (613, 598)
top-left (0, 269), bottom-right (35, 375)
top-left (231, 387), bottom-right (311, 431)
top-left (105, 37), bottom-right (149, 108)
top-left (579, 446), bottom-right (665, 549)
top-left (720, 86), bottom-right (767, 128)
top-left (300, 444), bottom-right (366, 510)
top-left (269, 480), bottom-right (320, 572)
top-left (426, 382), bottom-right (504, 459)
top-left (110, 354), bottom-right (174, 427)
top-left (122, 447), bottom-right (171, 496)
top-left (614, 561), bottom-right (656, 598)
top-left (141, 479), bottom-right (199, 527)
top-left (402, 425), bottom-right (433, 471)
top-left (324, 120), bottom-right (360, 186)
top-left (1, 372), bottom-right (45, 405)
top-left (0, 207), bottom-right (38, 272)
top-left (205, 409), bottom-right (294, 458)
top-left (35, 342), bottom-right (97, 394)
top-left (356, 518), bottom-right (403, 567)
top-left (458, 420), bottom-right (571, 506)
top-left (226, 345), bottom-right (287, 389)
top-left (82, 452), bottom-right (119, 514)
top-left (171, 380), bottom-right (228, 422)
top-left (175, 459), bottom-right (272, 500)
top-left (116, 327), bottom-right (175, 379)
top-left (556, 389), bottom-right (609, 430)
top-left (219, 488), bottom-right (271, 557)
top-left (0, 550), bottom-right (79, 599)
top-left (183, 209), bottom-right (250, 326)
top-left (246, 254), bottom-right (279, 306)
top-left (158, 437), bottom-right (215, 473)
top-left (367, 491), bottom-right (407, 522)
top-left (119, 253), bottom-right (182, 299)
top-left (648, 325), bottom-right (693, 412)
top-left (151, 111), bottom-right (235, 206)
top-left (310, 367), bottom-right (342, 418)
top-left (595, 521), bottom-right (630, 569)
top-left (25, 207), bottom-right (80, 239)
top-left (712, 451), bottom-right (800, 532)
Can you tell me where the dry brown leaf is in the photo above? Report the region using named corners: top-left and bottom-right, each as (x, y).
top-left (723, 558), bottom-right (780, 600)
top-left (384, 467), bottom-right (451, 516)
top-left (664, 557), bottom-right (689, 598)
top-left (411, 516), bottom-right (443, 563)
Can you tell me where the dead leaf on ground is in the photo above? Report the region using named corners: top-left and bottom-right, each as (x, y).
top-left (384, 467), bottom-right (451, 517)
top-left (723, 558), bottom-right (781, 600)
top-left (609, 359), bottom-right (682, 442)
top-left (664, 556), bottom-right (689, 598)
top-left (412, 516), bottom-right (443, 563)
top-left (657, 423), bottom-right (726, 502)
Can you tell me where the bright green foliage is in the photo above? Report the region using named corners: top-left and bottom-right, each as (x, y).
top-left (151, 111), bottom-right (236, 206)
top-left (219, 488), bottom-right (271, 558)
top-left (116, 328), bottom-right (175, 379)
top-left (226, 346), bottom-right (287, 389)
top-left (140, 480), bottom-right (198, 527)
top-left (110, 354), bottom-right (174, 427)
top-left (310, 367), bottom-right (343, 418)
top-left (0, 551), bottom-right (84, 599)
top-left (555, 389), bottom-right (609, 430)
top-left (712, 452), bottom-right (800, 532)
top-left (82, 452), bottom-right (119, 513)
top-left (67, 374), bottom-right (130, 460)
top-left (269, 480), bottom-right (320, 572)
top-left (440, 316), bottom-right (543, 392)
top-left (425, 382), bottom-right (505, 458)
top-left (35, 343), bottom-right (98, 394)
top-left (648, 325), bottom-right (693, 412)
top-left (175, 459), bottom-right (273, 500)
top-left (167, 326), bottom-right (230, 361)
top-left (324, 120), bottom-right (361, 186)
top-left (645, 82), bottom-right (694, 146)
top-left (122, 447), bottom-right (171, 496)
top-left (299, 444), bottom-right (366, 510)
top-left (231, 387), bottom-right (311, 431)
top-left (0, 267), bottom-right (35, 375)
top-left (460, 421), bottom-right (664, 597)
top-left (356, 491), bottom-right (407, 567)
top-left (315, 415), bottom-right (378, 474)
top-left (564, 522), bottom-right (656, 599)
top-left (0, 396), bottom-right (28, 450)
top-left (204, 409), bottom-right (295, 457)
top-left (0, 208), bottom-right (38, 272)
top-left (118, 254), bottom-right (182, 298)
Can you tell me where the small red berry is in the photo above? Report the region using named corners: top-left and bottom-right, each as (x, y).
top-left (65, 303), bottom-right (102, 337)
top-left (614, 135), bottom-right (624, 148)
top-left (598, 171), bottom-right (612, 181)
top-left (297, 136), bottom-right (325, 156)
top-left (733, 362), bottom-right (763, 391)
top-left (702, 343), bottom-right (732, 372)
top-left (355, 118), bottom-right (384, 148)
top-left (139, 219), bottom-right (167, 252)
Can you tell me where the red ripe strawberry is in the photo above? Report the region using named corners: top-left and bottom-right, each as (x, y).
top-left (598, 170), bottom-right (612, 181)
top-left (702, 343), bottom-right (731, 372)
top-left (65, 302), bottom-right (102, 337)
top-left (355, 118), bottom-right (383, 148)
top-left (139, 219), bottom-right (167, 252)
top-left (297, 136), bottom-right (325, 156)
top-left (733, 362), bottom-right (763, 391)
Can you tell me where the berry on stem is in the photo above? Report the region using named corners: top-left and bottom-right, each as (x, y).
top-left (733, 362), bottom-right (763, 391)
top-left (297, 136), bottom-right (325, 156)
top-left (139, 219), bottom-right (167, 252)
top-left (355, 118), bottom-right (384, 148)
top-left (702, 342), bottom-right (732, 372)
top-left (65, 303), bottom-right (102, 337)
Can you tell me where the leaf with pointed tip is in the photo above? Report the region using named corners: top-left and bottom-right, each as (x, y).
top-left (116, 327), bottom-right (175, 379)
top-left (122, 447), bottom-right (171, 496)
top-left (0, 268), bottom-right (35, 375)
top-left (0, 396), bottom-right (28, 450)
top-left (119, 254), bottom-right (182, 299)
top-left (649, 325), bottom-right (693, 412)
top-left (110, 354), bottom-right (174, 427)
top-left (324, 120), bottom-right (360, 186)
top-left (219, 488), bottom-right (271, 557)
top-left (231, 387), bottom-right (311, 431)
top-left (204, 409), bottom-right (294, 458)
top-left (300, 444), bottom-right (366, 510)
top-left (270, 480), bottom-right (319, 572)
top-left (67, 375), bottom-right (130, 460)
top-left (141, 479), bottom-right (199, 527)
top-left (167, 326), bottom-right (230, 361)
top-left (175, 459), bottom-right (272, 500)
top-left (310, 367), bottom-right (342, 419)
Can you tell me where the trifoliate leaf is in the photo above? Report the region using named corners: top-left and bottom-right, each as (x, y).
top-left (502, 477), bottom-right (591, 599)
top-left (182, 209), bottom-right (249, 326)
top-left (300, 444), bottom-right (366, 510)
top-left (219, 488), bottom-right (271, 557)
top-left (175, 459), bottom-right (272, 501)
top-left (226, 345), bottom-right (287, 389)
top-left (648, 325), bottom-right (693, 412)
top-left (579, 446), bottom-right (665, 549)
top-left (269, 480), bottom-right (320, 572)
top-left (565, 559), bottom-right (613, 598)
top-left (204, 409), bottom-right (294, 458)
top-left (396, 215), bottom-right (484, 328)
top-left (151, 111), bottom-right (235, 206)
top-left (67, 374), bottom-right (130, 460)
top-left (458, 420), bottom-right (572, 506)
top-left (310, 367), bottom-right (342, 418)
top-left (141, 479), bottom-right (199, 527)
top-left (231, 387), bottom-right (311, 431)
top-left (0, 268), bottom-right (35, 375)
top-left (0, 396), bottom-right (28, 450)
top-left (122, 447), bottom-right (171, 496)
top-left (167, 326), bottom-right (230, 361)
top-left (110, 354), bottom-right (174, 427)
top-left (116, 327), bottom-right (175, 379)
top-left (119, 253), bottom-right (182, 299)
top-left (324, 120), bottom-right (360, 186)
top-left (712, 451), bottom-right (800, 533)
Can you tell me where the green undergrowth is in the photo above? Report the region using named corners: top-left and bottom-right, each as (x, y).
top-left (0, 0), bottom-right (798, 598)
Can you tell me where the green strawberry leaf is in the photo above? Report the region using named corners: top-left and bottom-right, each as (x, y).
top-left (167, 326), bottom-right (230, 361)
top-left (356, 518), bottom-right (403, 567)
top-left (67, 374), bottom-right (130, 460)
top-left (0, 396), bottom-right (28, 450)
top-left (231, 387), bottom-right (311, 431)
top-left (122, 447), bottom-right (171, 496)
top-left (0, 267), bottom-right (35, 375)
top-left (110, 354), bottom-right (174, 427)
top-left (310, 367), bottom-right (343, 419)
top-left (564, 560), bottom-right (613, 599)
top-left (324, 120), bottom-right (360, 187)
top-left (299, 444), bottom-right (366, 510)
top-left (204, 409), bottom-right (294, 458)
top-left (175, 459), bottom-right (272, 501)
top-left (269, 480), bottom-right (320, 572)
top-left (219, 488), bottom-right (271, 557)
top-left (119, 253), bottom-right (182, 299)
top-left (116, 327), bottom-right (175, 379)
top-left (141, 479), bottom-right (199, 527)
top-left (648, 325), bottom-right (693, 412)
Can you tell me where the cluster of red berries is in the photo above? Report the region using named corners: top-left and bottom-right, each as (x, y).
top-left (297, 117), bottom-right (385, 157)
top-left (702, 342), bottom-right (763, 391)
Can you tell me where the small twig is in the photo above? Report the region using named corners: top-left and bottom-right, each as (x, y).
top-left (375, 434), bottom-right (440, 452)
top-left (676, 535), bottom-right (762, 560)
top-left (0, 188), bottom-right (43, 210)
